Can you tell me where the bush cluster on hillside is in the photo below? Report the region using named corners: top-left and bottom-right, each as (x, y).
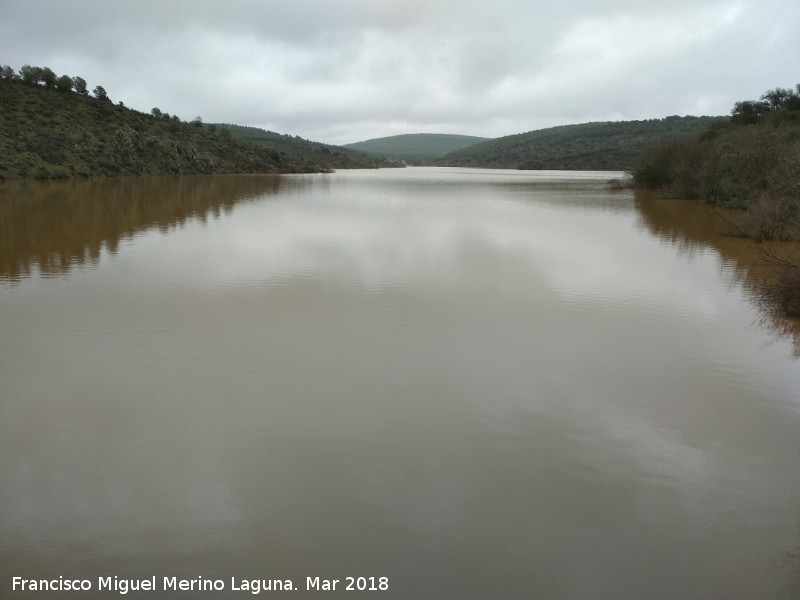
top-left (632, 86), bottom-right (800, 212)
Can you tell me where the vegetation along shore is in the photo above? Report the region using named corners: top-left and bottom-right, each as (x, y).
top-left (632, 85), bottom-right (800, 318)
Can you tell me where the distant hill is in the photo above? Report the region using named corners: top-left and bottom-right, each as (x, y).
top-left (436, 117), bottom-right (726, 171)
top-left (212, 123), bottom-right (401, 170)
top-left (344, 133), bottom-right (489, 163)
top-left (0, 76), bottom-right (396, 180)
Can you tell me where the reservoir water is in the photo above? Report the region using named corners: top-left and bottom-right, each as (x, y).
top-left (1, 168), bottom-right (799, 599)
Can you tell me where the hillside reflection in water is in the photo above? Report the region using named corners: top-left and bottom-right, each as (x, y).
top-left (634, 190), bottom-right (800, 352)
top-left (0, 175), bottom-right (282, 280)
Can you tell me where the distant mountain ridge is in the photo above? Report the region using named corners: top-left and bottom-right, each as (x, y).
top-left (344, 133), bottom-right (488, 163)
top-left (436, 117), bottom-right (726, 171)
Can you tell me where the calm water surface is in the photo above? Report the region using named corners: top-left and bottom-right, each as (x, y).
top-left (1, 168), bottom-right (800, 599)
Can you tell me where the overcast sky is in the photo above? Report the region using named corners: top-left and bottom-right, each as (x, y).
top-left (2, 0), bottom-right (798, 145)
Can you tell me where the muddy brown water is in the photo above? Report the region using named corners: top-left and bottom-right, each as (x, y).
top-left (2, 168), bottom-right (799, 599)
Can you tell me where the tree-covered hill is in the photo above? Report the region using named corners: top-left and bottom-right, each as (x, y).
top-left (436, 117), bottom-right (724, 171)
top-left (343, 133), bottom-right (488, 164)
top-left (0, 69), bottom-right (395, 179)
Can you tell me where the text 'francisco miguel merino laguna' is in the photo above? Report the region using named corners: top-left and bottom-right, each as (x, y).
top-left (12, 575), bottom-right (390, 594)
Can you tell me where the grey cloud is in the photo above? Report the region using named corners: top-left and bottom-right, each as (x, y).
top-left (2, 0), bottom-right (798, 144)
